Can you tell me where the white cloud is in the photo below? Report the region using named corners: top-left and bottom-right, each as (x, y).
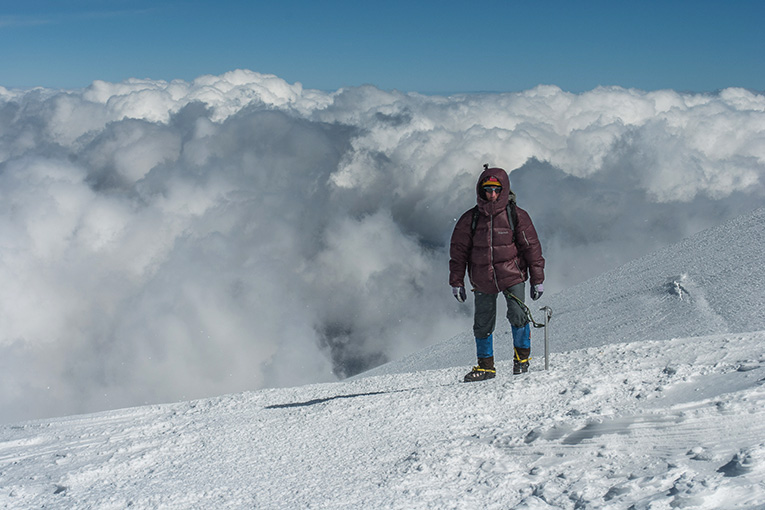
top-left (1, 71), bottom-right (763, 423)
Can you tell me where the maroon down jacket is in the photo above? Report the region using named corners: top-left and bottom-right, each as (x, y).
top-left (449, 166), bottom-right (545, 294)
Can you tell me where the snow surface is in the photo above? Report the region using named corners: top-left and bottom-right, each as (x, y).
top-left (1, 208), bottom-right (764, 509)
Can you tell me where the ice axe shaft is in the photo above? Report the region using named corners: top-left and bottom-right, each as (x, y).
top-left (540, 306), bottom-right (553, 370)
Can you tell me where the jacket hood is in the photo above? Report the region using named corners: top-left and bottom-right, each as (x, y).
top-left (476, 167), bottom-right (515, 216)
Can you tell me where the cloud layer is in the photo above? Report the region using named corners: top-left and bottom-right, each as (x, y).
top-left (1, 70), bottom-right (763, 422)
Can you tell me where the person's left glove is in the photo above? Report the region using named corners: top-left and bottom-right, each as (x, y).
top-left (530, 283), bottom-right (544, 301)
top-left (452, 286), bottom-right (467, 303)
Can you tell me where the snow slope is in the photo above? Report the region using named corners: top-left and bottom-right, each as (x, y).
top-left (363, 206), bottom-right (765, 377)
top-left (1, 208), bottom-right (764, 510)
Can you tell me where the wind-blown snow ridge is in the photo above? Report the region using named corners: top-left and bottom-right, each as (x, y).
top-left (1, 207), bottom-right (764, 509)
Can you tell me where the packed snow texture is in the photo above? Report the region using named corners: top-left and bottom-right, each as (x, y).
top-left (1, 207), bottom-right (764, 509)
top-left (1, 70), bottom-right (765, 423)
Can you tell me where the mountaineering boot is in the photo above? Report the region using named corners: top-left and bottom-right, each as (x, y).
top-left (464, 357), bottom-right (496, 382)
top-left (513, 348), bottom-right (530, 375)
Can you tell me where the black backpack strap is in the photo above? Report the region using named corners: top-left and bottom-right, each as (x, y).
top-left (507, 201), bottom-right (518, 244)
top-left (470, 205), bottom-right (480, 236)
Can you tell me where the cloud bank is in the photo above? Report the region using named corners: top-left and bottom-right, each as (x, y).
top-left (1, 70), bottom-right (763, 422)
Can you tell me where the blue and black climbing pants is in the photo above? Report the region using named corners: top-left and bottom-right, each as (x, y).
top-left (473, 283), bottom-right (531, 357)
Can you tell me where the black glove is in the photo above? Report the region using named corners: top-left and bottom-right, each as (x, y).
top-left (530, 284), bottom-right (544, 301)
top-left (452, 286), bottom-right (467, 303)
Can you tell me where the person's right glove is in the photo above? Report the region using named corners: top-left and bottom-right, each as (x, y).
top-left (452, 286), bottom-right (467, 303)
top-left (530, 283), bottom-right (544, 301)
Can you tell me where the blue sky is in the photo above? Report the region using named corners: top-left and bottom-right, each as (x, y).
top-left (1, 0), bottom-right (764, 93)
